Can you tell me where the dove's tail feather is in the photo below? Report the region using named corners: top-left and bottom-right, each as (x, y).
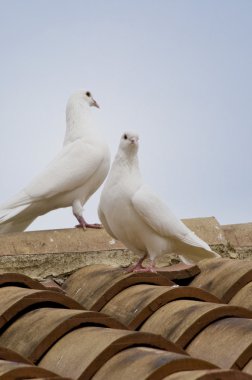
top-left (178, 245), bottom-right (220, 264)
top-left (0, 204), bottom-right (30, 223)
top-left (0, 190), bottom-right (31, 212)
top-left (0, 219), bottom-right (36, 234)
top-left (0, 190), bottom-right (36, 233)
top-left (174, 228), bottom-right (220, 264)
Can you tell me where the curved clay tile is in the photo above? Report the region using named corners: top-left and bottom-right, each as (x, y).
top-left (156, 263), bottom-right (200, 282)
top-left (0, 346), bottom-right (32, 364)
top-left (0, 286), bottom-right (83, 329)
top-left (0, 273), bottom-right (45, 290)
top-left (229, 282), bottom-right (252, 311)
top-left (63, 264), bottom-right (174, 311)
top-left (163, 369), bottom-right (252, 379)
top-left (0, 308), bottom-right (125, 363)
top-left (140, 300), bottom-right (252, 348)
top-left (186, 317), bottom-right (252, 370)
top-left (100, 284), bottom-right (221, 329)
top-left (243, 358), bottom-right (252, 375)
top-left (190, 258), bottom-right (252, 302)
top-left (91, 346), bottom-right (216, 380)
top-left (39, 278), bottom-right (65, 293)
top-left (0, 358), bottom-right (63, 380)
top-left (39, 327), bottom-right (183, 380)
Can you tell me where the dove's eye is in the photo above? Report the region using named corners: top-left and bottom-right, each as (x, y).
top-left (86, 91), bottom-right (91, 97)
top-left (123, 134), bottom-right (128, 140)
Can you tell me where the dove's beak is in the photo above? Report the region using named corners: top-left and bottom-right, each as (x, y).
top-left (130, 137), bottom-right (139, 144)
top-left (91, 98), bottom-right (100, 108)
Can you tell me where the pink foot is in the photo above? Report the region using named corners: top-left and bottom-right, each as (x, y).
top-left (126, 261), bottom-right (157, 273)
top-left (75, 223), bottom-right (102, 229)
top-left (74, 215), bottom-right (103, 230)
top-left (130, 266), bottom-right (157, 273)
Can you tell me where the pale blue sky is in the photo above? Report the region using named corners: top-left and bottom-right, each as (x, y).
top-left (0, 0), bottom-right (251, 231)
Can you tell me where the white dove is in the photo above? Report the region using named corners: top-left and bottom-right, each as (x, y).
top-left (98, 131), bottom-right (220, 272)
top-left (0, 90), bottom-right (110, 234)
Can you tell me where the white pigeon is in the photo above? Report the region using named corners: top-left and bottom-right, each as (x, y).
top-left (98, 131), bottom-right (220, 272)
top-left (0, 90), bottom-right (110, 234)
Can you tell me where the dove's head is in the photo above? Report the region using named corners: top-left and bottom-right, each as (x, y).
top-left (68, 90), bottom-right (100, 109)
top-left (119, 132), bottom-right (139, 155)
top-left (83, 90), bottom-right (100, 108)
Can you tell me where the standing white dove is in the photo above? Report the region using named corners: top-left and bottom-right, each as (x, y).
top-left (0, 90), bottom-right (110, 234)
top-left (98, 131), bottom-right (220, 272)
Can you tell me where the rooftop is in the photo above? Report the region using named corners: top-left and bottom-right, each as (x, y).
top-left (0, 216), bottom-right (252, 379)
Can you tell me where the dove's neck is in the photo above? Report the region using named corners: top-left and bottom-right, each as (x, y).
top-left (115, 149), bottom-right (140, 168)
top-left (110, 150), bottom-right (142, 187)
top-left (64, 101), bottom-right (96, 145)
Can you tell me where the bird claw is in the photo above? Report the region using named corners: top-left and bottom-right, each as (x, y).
top-left (126, 263), bottom-right (157, 273)
top-left (133, 267), bottom-right (157, 273)
top-left (75, 222), bottom-right (103, 230)
top-left (74, 213), bottom-right (103, 230)
top-left (85, 223), bottom-right (103, 229)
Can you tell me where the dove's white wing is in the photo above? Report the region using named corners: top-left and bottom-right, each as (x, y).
top-left (132, 184), bottom-right (210, 250)
top-left (26, 139), bottom-right (103, 199)
top-left (0, 139), bottom-right (104, 223)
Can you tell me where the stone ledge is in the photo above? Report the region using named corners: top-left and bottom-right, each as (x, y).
top-left (0, 217), bottom-right (228, 257)
top-left (0, 250), bottom-right (132, 280)
top-left (0, 217), bottom-right (251, 280)
top-left (0, 228), bottom-right (125, 256)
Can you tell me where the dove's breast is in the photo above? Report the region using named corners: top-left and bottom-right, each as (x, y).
top-left (55, 142), bottom-right (110, 208)
top-left (100, 181), bottom-right (169, 256)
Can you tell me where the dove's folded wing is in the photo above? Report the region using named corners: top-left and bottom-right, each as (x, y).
top-left (0, 140), bottom-right (103, 220)
top-left (132, 184), bottom-right (210, 250)
top-left (26, 140), bottom-right (103, 200)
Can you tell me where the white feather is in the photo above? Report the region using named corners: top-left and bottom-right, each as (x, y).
top-left (0, 90), bottom-right (110, 233)
top-left (99, 131), bottom-right (220, 267)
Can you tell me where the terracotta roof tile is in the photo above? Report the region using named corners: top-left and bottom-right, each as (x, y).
top-left (140, 300), bottom-right (252, 348)
top-left (186, 317), bottom-right (252, 370)
top-left (40, 279), bottom-right (65, 293)
top-left (39, 327), bottom-right (182, 379)
top-left (63, 264), bottom-right (174, 311)
top-left (156, 263), bottom-right (200, 282)
top-left (0, 273), bottom-right (46, 290)
top-left (91, 347), bottom-right (216, 379)
top-left (229, 282), bottom-right (252, 311)
top-left (243, 358), bottom-right (252, 375)
top-left (100, 284), bottom-right (220, 329)
top-left (1, 248), bottom-right (252, 379)
top-left (164, 369), bottom-right (252, 379)
top-left (0, 286), bottom-right (83, 330)
top-left (190, 258), bottom-right (252, 302)
top-left (0, 358), bottom-right (65, 379)
top-left (0, 308), bottom-right (125, 362)
top-left (0, 346), bottom-right (32, 364)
